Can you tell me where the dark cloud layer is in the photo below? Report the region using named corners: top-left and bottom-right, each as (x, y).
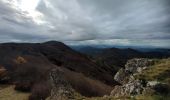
top-left (0, 0), bottom-right (170, 48)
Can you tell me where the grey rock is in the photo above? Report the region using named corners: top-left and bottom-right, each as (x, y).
top-left (147, 81), bottom-right (161, 87)
top-left (114, 58), bottom-right (154, 84)
top-left (125, 58), bottom-right (154, 74)
top-left (111, 80), bottom-right (144, 97)
top-left (48, 68), bottom-right (74, 100)
top-left (112, 58), bottom-right (155, 97)
top-left (114, 68), bottom-right (129, 84)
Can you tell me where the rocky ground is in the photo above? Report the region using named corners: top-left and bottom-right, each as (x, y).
top-left (47, 58), bottom-right (170, 100)
top-left (100, 58), bottom-right (170, 100)
top-left (0, 57), bottom-right (170, 100)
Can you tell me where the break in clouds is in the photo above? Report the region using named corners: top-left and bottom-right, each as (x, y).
top-left (0, 0), bottom-right (170, 48)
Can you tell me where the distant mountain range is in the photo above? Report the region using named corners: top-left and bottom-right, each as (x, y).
top-left (71, 45), bottom-right (170, 55)
top-left (71, 45), bottom-right (170, 74)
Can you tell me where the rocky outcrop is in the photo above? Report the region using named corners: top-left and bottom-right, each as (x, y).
top-left (125, 58), bottom-right (154, 74)
top-left (112, 58), bottom-right (155, 97)
top-left (111, 80), bottom-right (144, 97)
top-left (48, 68), bottom-right (75, 100)
top-left (114, 58), bottom-right (154, 84)
top-left (114, 68), bottom-right (130, 84)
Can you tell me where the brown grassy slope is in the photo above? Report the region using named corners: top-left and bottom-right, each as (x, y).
top-left (0, 42), bottom-right (116, 86)
top-left (62, 68), bottom-right (113, 97)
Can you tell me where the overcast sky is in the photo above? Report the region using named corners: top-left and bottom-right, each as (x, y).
top-left (0, 0), bottom-right (170, 48)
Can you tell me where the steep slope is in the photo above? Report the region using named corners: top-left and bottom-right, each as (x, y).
top-left (0, 41), bottom-right (117, 98)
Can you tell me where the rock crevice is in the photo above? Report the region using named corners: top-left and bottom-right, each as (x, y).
top-left (111, 58), bottom-right (158, 97)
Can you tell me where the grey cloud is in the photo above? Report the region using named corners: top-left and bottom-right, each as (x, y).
top-left (76, 0), bottom-right (170, 39)
top-left (0, 0), bottom-right (170, 47)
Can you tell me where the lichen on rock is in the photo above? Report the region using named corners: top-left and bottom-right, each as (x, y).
top-left (111, 58), bottom-right (155, 97)
top-left (48, 68), bottom-right (75, 100)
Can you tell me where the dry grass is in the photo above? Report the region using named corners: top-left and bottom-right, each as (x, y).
top-left (135, 58), bottom-right (170, 83)
top-left (135, 94), bottom-right (170, 100)
top-left (0, 85), bottom-right (30, 100)
top-left (134, 58), bottom-right (170, 100)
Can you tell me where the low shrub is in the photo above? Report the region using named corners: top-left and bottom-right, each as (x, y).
top-left (29, 82), bottom-right (51, 100)
top-left (64, 69), bottom-right (113, 97)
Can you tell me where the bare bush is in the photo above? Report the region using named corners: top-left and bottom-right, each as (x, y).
top-left (11, 62), bottom-right (50, 92)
